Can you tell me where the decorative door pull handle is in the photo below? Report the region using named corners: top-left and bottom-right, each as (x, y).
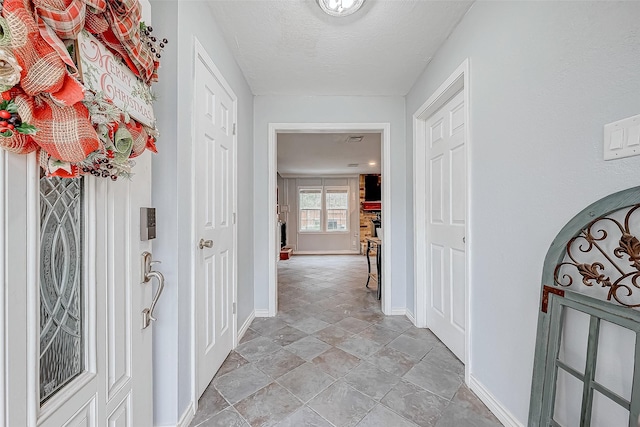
top-left (141, 251), bottom-right (165, 329)
top-left (199, 238), bottom-right (213, 249)
top-left (142, 270), bottom-right (164, 329)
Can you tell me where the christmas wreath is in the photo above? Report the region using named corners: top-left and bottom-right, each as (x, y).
top-left (0, 0), bottom-right (166, 179)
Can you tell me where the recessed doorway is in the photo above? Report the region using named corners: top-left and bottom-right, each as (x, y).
top-left (267, 123), bottom-right (392, 316)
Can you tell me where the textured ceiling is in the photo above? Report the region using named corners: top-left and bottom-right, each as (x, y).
top-left (277, 133), bottom-right (381, 176)
top-left (208, 0), bottom-right (473, 96)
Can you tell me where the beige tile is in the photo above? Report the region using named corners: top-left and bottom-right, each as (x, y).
top-left (381, 380), bottom-right (448, 427)
top-left (313, 325), bottom-right (354, 346)
top-left (212, 364), bottom-right (272, 404)
top-left (344, 362), bottom-right (401, 400)
top-left (312, 347), bottom-right (361, 378)
top-left (356, 405), bottom-right (419, 427)
top-left (254, 349), bottom-right (306, 380)
top-left (235, 383), bottom-right (302, 427)
top-left (192, 256), bottom-right (495, 427)
top-left (308, 380), bottom-right (376, 427)
top-left (367, 346), bottom-right (418, 377)
top-left (403, 360), bottom-right (462, 400)
top-left (214, 351), bottom-right (249, 379)
top-left (277, 363), bottom-right (336, 402)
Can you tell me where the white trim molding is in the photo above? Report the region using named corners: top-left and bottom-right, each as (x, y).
top-left (413, 58), bottom-right (471, 382)
top-left (268, 123), bottom-right (393, 317)
top-left (155, 402), bottom-right (195, 427)
top-left (405, 309), bottom-right (416, 326)
top-left (254, 309), bottom-right (271, 318)
top-left (237, 311), bottom-right (256, 342)
top-left (177, 402), bottom-right (195, 427)
top-left (293, 250), bottom-right (360, 255)
top-left (469, 375), bottom-right (524, 427)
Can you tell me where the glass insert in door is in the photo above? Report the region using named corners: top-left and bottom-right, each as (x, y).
top-left (39, 175), bottom-right (84, 404)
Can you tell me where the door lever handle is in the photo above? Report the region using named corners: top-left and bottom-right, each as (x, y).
top-left (199, 238), bottom-right (213, 249)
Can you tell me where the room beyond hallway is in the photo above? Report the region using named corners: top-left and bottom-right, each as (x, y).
top-left (190, 255), bottom-right (501, 426)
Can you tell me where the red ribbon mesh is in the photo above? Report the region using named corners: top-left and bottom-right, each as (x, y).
top-left (15, 92), bottom-right (101, 162)
top-left (0, 131), bottom-right (37, 154)
top-left (126, 119), bottom-right (147, 158)
top-left (3, 0), bottom-right (84, 105)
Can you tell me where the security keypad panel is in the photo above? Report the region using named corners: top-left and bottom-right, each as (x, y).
top-left (140, 207), bottom-right (156, 241)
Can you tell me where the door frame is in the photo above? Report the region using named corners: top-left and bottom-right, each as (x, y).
top-left (267, 122), bottom-right (392, 316)
top-left (2, 153), bottom-right (99, 426)
top-left (413, 58), bottom-right (471, 378)
top-left (190, 38), bottom-right (239, 407)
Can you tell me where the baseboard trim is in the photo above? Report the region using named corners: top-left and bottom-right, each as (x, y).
top-left (237, 310), bottom-right (255, 343)
top-left (406, 309), bottom-right (416, 325)
top-left (154, 401), bottom-right (193, 427)
top-left (468, 375), bottom-right (524, 427)
top-left (294, 250), bottom-right (360, 255)
top-left (390, 308), bottom-right (406, 316)
top-left (254, 309), bottom-right (271, 318)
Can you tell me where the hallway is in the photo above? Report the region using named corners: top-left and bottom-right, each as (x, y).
top-left (191, 255), bottom-right (501, 427)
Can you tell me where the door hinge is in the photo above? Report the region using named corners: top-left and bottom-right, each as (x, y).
top-left (232, 212), bottom-right (236, 224)
top-left (233, 302), bottom-right (236, 314)
top-left (232, 123), bottom-right (236, 135)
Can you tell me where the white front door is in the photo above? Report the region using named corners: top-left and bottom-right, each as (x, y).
top-left (2, 150), bottom-right (155, 426)
top-left (426, 90), bottom-right (466, 361)
top-left (194, 44), bottom-right (237, 399)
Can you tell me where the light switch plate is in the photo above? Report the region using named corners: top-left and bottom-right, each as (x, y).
top-left (604, 114), bottom-right (640, 160)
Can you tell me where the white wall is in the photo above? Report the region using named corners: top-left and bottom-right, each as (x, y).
top-left (151, 1), bottom-right (254, 424)
top-left (254, 96), bottom-right (407, 312)
top-left (284, 177), bottom-right (359, 253)
top-left (405, 1), bottom-right (640, 423)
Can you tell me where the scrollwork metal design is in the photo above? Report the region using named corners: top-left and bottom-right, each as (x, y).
top-left (554, 204), bottom-right (640, 308)
top-left (39, 176), bottom-right (84, 403)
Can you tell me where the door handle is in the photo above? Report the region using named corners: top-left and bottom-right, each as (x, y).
top-left (199, 238), bottom-right (213, 249)
top-left (142, 271), bottom-right (164, 329)
top-left (141, 251), bottom-right (165, 329)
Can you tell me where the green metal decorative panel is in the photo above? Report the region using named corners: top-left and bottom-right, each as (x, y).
top-left (531, 187), bottom-right (640, 427)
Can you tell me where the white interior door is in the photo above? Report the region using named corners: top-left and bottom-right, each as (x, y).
top-left (194, 45), bottom-right (237, 399)
top-left (1, 150), bottom-right (155, 427)
top-left (426, 90), bottom-right (466, 361)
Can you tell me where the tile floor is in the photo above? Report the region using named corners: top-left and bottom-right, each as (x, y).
top-left (190, 255), bottom-right (502, 427)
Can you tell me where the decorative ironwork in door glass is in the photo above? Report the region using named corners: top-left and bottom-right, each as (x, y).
top-left (39, 175), bottom-right (84, 404)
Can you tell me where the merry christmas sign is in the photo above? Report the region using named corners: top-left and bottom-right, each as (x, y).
top-left (77, 30), bottom-right (156, 127)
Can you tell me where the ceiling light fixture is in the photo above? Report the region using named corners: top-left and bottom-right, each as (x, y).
top-left (317, 0), bottom-right (365, 17)
top-left (368, 161), bottom-right (376, 166)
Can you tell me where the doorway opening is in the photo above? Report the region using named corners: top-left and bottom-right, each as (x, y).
top-left (267, 123), bottom-right (392, 316)
top-left (413, 59), bottom-right (471, 379)
top-left (276, 133), bottom-right (382, 313)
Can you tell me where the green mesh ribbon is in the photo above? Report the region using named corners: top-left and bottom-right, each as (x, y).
top-left (113, 127), bottom-right (133, 161)
top-left (0, 17), bottom-right (20, 92)
top-left (0, 17), bottom-right (11, 47)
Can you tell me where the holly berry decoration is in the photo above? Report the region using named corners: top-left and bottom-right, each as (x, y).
top-left (0, 100), bottom-right (37, 137)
